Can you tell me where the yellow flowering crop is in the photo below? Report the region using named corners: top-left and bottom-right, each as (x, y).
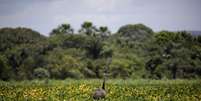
top-left (0, 79), bottom-right (200, 101)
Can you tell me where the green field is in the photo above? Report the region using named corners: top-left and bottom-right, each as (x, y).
top-left (0, 79), bottom-right (201, 101)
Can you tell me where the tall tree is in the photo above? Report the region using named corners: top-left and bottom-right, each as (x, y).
top-left (117, 24), bottom-right (153, 40)
top-left (99, 26), bottom-right (111, 38)
top-left (79, 21), bottom-right (97, 36)
top-left (50, 23), bottom-right (74, 36)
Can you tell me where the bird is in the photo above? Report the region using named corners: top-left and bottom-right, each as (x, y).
top-left (92, 77), bottom-right (106, 100)
top-left (92, 58), bottom-right (112, 100)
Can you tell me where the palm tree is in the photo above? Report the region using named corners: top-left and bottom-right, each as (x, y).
top-left (50, 23), bottom-right (74, 36)
top-left (99, 26), bottom-right (111, 38)
top-left (60, 24), bottom-right (74, 34)
top-left (79, 21), bottom-right (97, 36)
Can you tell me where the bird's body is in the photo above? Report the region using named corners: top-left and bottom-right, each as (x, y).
top-left (92, 88), bottom-right (106, 99)
top-left (92, 58), bottom-right (112, 100)
top-left (92, 77), bottom-right (106, 100)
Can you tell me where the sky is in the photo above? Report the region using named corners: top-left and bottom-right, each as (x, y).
top-left (0, 0), bottom-right (201, 36)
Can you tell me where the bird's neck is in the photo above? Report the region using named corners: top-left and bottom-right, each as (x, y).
top-left (102, 77), bottom-right (105, 90)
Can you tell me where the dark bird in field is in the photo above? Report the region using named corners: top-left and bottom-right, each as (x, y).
top-left (92, 77), bottom-right (106, 100)
top-left (92, 58), bottom-right (112, 100)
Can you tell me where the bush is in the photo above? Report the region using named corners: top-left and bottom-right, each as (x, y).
top-left (33, 68), bottom-right (50, 79)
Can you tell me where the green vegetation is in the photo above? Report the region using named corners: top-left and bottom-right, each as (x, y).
top-left (0, 22), bottom-right (201, 80)
top-left (0, 79), bottom-right (200, 101)
top-left (0, 23), bottom-right (201, 100)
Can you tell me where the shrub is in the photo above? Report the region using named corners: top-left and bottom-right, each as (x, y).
top-left (33, 68), bottom-right (50, 79)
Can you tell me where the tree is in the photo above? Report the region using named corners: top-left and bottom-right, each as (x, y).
top-left (0, 55), bottom-right (12, 80)
top-left (33, 68), bottom-right (50, 79)
top-left (117, 24), bottom-right (153, 40)
top-left (0, 27), bottom-right (45, 52)
top-left (98, 26), bottom-right (111, 38)
top-left (196, 35), bottom-right (201, 43)
top-left (145, 58), bottom-right (163, 74)
top-left (85, 37), bottom-right (102, 59)
top-left (46, 49), bottom-right (82, 79)
top-left (1, 23), bottom-right (201, 80)
top-left (50, 23), bottom-right (74, 36)
top-left (79, 21), bottom-right (97, 36)
top-left (152, 31), bottom-right (200, 79)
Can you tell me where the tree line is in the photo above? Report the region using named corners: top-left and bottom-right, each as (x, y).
top-left (0, 21), bottom-right (201, 81)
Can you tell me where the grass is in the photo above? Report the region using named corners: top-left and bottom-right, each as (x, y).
top-left (0, 79), bottom-right (201, 101)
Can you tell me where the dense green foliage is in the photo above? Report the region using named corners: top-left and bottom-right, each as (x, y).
top-left (0, 79), bottom-right (201, 101)
top-left (0, 22), bottom-right (201, 80)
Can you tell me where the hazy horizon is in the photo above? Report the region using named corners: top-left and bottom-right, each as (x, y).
top-left (0, 0), bottom-right (201, 35)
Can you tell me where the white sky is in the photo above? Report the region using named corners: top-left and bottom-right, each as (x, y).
top-left (0, 0), bottom-right (201, 36)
